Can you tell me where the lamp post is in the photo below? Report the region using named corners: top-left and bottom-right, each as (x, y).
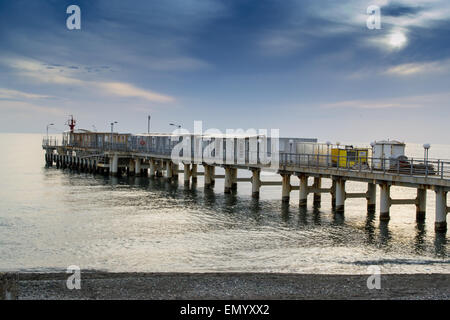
top-left (326, 141), bottom-right (331, 166)
top-left (110, 121), bottom-right (118, 150)
top-left (148, 115), bottom-right (151, 134)
top-left (423, 143), bottom-right (430, 165)
top-left (370, 141), bottom-right (375, 168)
top-left (46, 123), bottom-right (54, 144)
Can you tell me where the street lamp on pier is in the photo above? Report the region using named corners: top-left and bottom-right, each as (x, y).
top-left (110, 121), bottom-right (118, 150)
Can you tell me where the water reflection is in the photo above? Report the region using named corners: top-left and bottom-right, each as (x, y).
top-left (298, 207), bottom-right (308, 226)
top-left (280, 202), bottom-right (290, 222)
top-left (332, 211), bottom-right (345, 226)
top-left (364, 212), bottom-right (376, 244)
top-left (378, 220), bottom-right (392, 248)
top-left (434, 233), bottom-right (447, 258)
top-left (414, 221), bottom-right (427, 255)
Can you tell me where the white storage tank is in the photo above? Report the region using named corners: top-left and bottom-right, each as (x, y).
top-left (372, 140), bottom-right (405, 169)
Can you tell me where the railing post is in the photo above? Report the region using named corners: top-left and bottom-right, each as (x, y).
top-left (410, 157), bottom-right (413, 175)
top-left (441, 162), bottom-right (444, 179)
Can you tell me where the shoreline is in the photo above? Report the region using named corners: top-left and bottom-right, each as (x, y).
top-left (3, 272), bottom-right (448, 300)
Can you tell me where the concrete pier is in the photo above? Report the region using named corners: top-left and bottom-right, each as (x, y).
top-left (110, 154), bottom-right (118, 177)
top-left (149, 159), bottom-right (156, 177)
top-left (335, 178), bottom-right (345, 213)
top-left (43, 130), bottom-right (450, 234)
top-left (379, 183), bottom-right (391, 221)
top-left (224, 167), bottom-right (233, 193)
top-left (204, 165), bottom-right (212, 188)
top-left (416, 189), bottom-right (426, 221)
top-left (367, 183), bottom-right (376, 213)
top-left (281, 174), bottom-right (291, 202)
top-left (166, 161), bottom-right (173, 179)
top-left (299, 174), bottom-right (308, 207)
top-left (184, 163), bottom-right (191, 186)
top-left (435, 188), bottom-right (447, 232)
top-left (313, 177), bottom-right (321, 208)
top-left (191, 164), bottom-right (198, 183)
top-left (251, 168), bottom-right (261, 198)
top-left (231, 168), bottom-right (238, 191)
top-left (135, 159), bottom-right (141, 177)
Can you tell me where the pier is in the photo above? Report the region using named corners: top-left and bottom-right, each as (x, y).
top-left (42, 130), bottom-right (450, 233)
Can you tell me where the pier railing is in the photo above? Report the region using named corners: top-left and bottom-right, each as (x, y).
top-left (279, 153), bottom-right (450, 180)
top-left (42, 137), bottom-right (59, 147)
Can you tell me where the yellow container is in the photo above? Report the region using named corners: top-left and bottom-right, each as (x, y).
top-left (331, 147), bottom-right (368, 168)
top-left (331, 148), bottom-right (347, 168)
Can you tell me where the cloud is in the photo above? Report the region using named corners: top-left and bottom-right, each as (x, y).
top-left (7, 58), bottom-right (83, 85)
top-left (382, 4), bottom-right (424, 17)
top-left (0, 88), bottom-right (52, 100)
top-left (4, 57), bottom-right (176, 103)
top-left (384, 60), bottom-right (450, 75)
top-left (95, 82), bottom-right (175, 103)
top-left (322, 93), bottom-right (450, 109)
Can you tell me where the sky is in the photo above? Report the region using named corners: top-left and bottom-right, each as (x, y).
top-left (0, 0), bottom-right (449, 144)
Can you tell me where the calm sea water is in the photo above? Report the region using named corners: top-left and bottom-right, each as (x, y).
top-left (0, 133), bottom-right (448, 274)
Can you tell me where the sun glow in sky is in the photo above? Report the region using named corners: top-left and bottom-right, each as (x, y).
top-left (389, 31), bottom-right (407, 49)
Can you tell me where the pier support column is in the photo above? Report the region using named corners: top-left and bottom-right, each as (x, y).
top-left (135, 159), bottom-right (141, 177)
top-left (331, 178), bottom-right (336, 209)
top-left (231, 168), bottom-right (238, 191)
top-left (110, 154), bottom-right (119, 177)
top-left (313, 177), bottom-right (322, 208)
top-left (149, 159), bottom-right (156, 178)
top-left (435, 188), bottom-right (447, 232)
top-left (224, 167), bottom-right (233, 193)
top-left (184, 164), bottom-right (191, 186)
top-left (251, 169), bottom-right (261, 198)
top-left (210, 166), bottom-right (216, 187)
top-left (299, 174), bottom-right (308, 207)
top-left (204, 165), bottom-right (212, 188)
top-left (379, 183), bottom-right (391, 221)
top-left (166, 161), bottom-right (173, 179)
top-left (172, 163), bottom-right (179, 179)
top-left (416, 189), bottom-right (427, 221)
top-left (191, 164), bottom-right (198, 184)
top-left (335, 178), bottom-right (345, 213)
top-left (281, 174), bottom-right (291, 202)
top-left (128, 159), bottom-right (135, 176)
top-left (367, 183), bottom-right (376, 213)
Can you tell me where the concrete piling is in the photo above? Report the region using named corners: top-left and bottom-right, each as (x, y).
top-left (367, 183), bottom-right (376, 213)
top-left (224, 167), bottom-right (232, 193)
top-left (313, 177), bottom-right (321, 208)
top-left (281, 173), bottom-right (291, 202)
top-left (299, 174), bottom-right (308, 207)
top-left (335, 178), bottom-right (345, 213)
top-left (379, 183), bottom-right (391, 221)
top-left (435, 188), bottom-right (447, 232)
top-left (251, 168), bottom-right (261, 198)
